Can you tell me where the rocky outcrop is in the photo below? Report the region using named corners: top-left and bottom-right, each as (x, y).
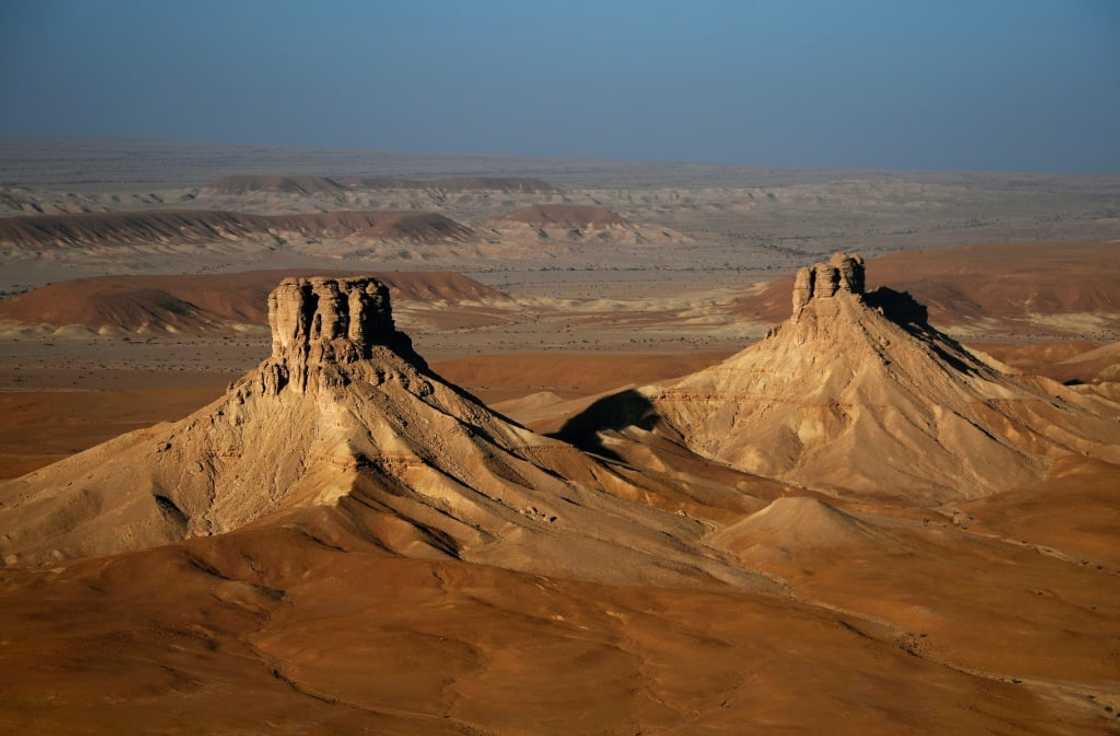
top-left (791, 251), bottom-right (865, 314)
top-left (269, 277), bottom-right (393, 357)
top-left (259, 276), bottom-right (422, 394)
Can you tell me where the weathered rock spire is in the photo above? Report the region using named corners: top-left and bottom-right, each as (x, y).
top-left (263, 276), bottom-right (398, 393)
top-left (791, 251), bottom-right (866, 315)
top-left (268, 277), bottom-right (394, 357)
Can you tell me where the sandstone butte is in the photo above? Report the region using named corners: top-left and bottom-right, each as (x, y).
top-left (0, 276), bottom-right (771, 591)
top-left (560, 252), bottom-right (1120, 502)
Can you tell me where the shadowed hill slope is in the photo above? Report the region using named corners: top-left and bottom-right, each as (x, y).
top-left (211, 173), bottom-right (561, 194)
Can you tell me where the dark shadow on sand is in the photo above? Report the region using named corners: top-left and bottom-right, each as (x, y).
top-left (551, 388), bottom-right (660, 461)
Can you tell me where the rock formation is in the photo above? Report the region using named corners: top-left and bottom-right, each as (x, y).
top-left (791, 252), bottom-right (865, 314)
top-left (562, 251), bottom-right (1120, 501)
top-left (262, 276), bottom-right (407, 393)
top-left (0, 276), bottom-right (764, 591)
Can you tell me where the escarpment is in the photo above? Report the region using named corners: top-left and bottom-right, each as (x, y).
top-left (487, 204), bottom-right (688, 244)
top-left (0, 210), bottom-right (475, 250)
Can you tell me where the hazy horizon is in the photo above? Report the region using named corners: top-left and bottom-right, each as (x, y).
top-left (2, 1), bottom-right (1118, 174)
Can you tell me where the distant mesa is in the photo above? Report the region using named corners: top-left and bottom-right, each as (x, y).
top-left (210, 174), bottom-right (562, 194)
top-left (501, 204), bottom-right (629, 227)
top-left (0, 270), bottom-right (509, 336)
top-left (561, 250), bottom-right (1120, 500)
top-left (0, 275), bottom-right (765, 593)
top-left (268, 210), bottom-right (474, 243)
top-left (210, 175), bottom-right (347, 195)
top-left (338, 176), bottom-right (563, 194)
top-left (489, 204), bottom-right (687, 244)
top-left (0, 209), bottom-right (474, 251)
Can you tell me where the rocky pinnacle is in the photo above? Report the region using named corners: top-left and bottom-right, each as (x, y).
top-left (263, 276), bottom-right (397, 393)
top-left (791, 251), bottom-right (866, 315)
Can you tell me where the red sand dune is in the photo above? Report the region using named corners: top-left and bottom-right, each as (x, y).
top-left (0, 270), bottom-right (509, 333)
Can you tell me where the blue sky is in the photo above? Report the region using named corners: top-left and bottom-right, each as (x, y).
top-left (1, 0), bottom-right (1117, 171)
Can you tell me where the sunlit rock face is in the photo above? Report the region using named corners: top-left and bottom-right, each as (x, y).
top-left (791, 252), bottom-right (866, 315)
top-left (268, 276), bottom-right (394, 360)
top-left (265, 276), bottom-right (401, 393)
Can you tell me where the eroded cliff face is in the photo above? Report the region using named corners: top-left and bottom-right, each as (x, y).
top-left (268, 277), bottom-right (395, 359)
top-left (791, 252), bottom-right (866, 314)
top-left (258, 277), bottom-right (416, 394)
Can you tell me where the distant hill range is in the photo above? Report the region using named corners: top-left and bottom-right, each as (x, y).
top-left (211, 174), bottom-right (562, 195)
top-left (487, 204), bottom-right (687, 243)
top-left (0, 210), bottom-right (475, 251)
